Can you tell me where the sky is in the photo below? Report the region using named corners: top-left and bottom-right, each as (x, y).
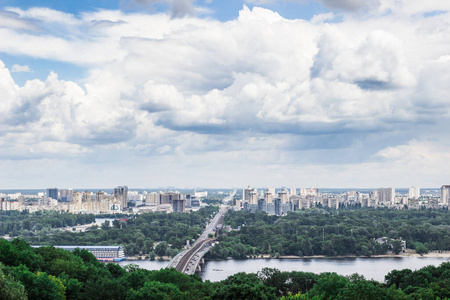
top-left (1, 0), bottom-right (450, 189)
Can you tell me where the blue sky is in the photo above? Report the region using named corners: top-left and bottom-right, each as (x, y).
top-left (1, 0), bottom-right (450, 189)
top-left (0, 0), bottom-right (328, 21)
top-left (1, 0), bottom-right (330, 85)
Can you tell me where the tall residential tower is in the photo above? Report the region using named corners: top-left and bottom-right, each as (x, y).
top-left (440, 185), bottom-right (450, 204)
top-left (114, 186), bottom-right (128, 210)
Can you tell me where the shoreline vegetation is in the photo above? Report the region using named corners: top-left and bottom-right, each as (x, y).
top-left (256, 250), bottom-right (450, 259)
top-left (2, 208), bottom-right (449, 266)
top-left (206, 209), bottom-right (450, 260)
top-left (4, 207), bottom-right (219, 259)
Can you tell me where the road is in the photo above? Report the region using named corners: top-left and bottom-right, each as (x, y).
top-left (168, 205), bottom-right (228, 273)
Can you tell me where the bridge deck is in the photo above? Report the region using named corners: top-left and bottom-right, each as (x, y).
top-left (167, 206), bottom-right (227, 273)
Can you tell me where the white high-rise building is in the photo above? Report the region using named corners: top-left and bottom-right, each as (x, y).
top-left (440, 185), bottom-right (450, 204)
top-left (300, 188), bottom-right (307, 197)
top-left (145, 192), bottom-right (159, 205)
top-left (243, 186), bottom-right (257, 202)
top-left (300, 187), bottom-right (319, 197)
top-left (264, 190), bottom-right (273, 203)
top-left (249, 191), bottom-right (258, 205)
top-left (289, 188), bottom-right (297, 196)
top-left (277, 189), bottom-right (289, 204)
top-left (377, 188), bottom-right (395, 205)
top-left (408, 187), bottom-right (420, 199)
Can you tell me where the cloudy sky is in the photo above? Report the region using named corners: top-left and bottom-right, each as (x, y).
top-left (1, 0), bottom-right (450, 189)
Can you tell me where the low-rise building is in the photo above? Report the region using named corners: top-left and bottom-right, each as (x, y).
top-left (32, 245), bottom-right (125, 262)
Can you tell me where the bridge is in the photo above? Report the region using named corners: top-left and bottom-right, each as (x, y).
top-left (167, 205), bottom-right (227, 274)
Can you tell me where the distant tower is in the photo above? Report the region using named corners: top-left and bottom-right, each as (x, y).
top-left (243, 186), bottom-right (257, 203)
top-left (289, 188), bottom-right (297, 196)
top-left (249, 190), bottom-right (258, 205)
top-left (277, 189), bottom-right (289, 204)
top-left (258, 198), bottom-right (266, 212)
top-left (264, 190), bottom-right (273, 203)
top-left (172, 198), bottom-right (186, 213)
top-left (114, 186), bottom-right (128, 209)
top-left (46, 188), bottom-right (58, 200)
top-left (440, 185), bottom-right (450, 204)
top-left (274, 198), bottom-right (282, 215)
top-left (59, 189), bottom-right (73, 202)
top-left (377, 188), bottom-right (395, 206)
top-left (408, 187), bottom-right (420, 199)
top-left (160, 191), bottom-right (182, 205)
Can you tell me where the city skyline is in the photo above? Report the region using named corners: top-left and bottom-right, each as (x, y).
top-left (1, 1), bottom-right (450, 188)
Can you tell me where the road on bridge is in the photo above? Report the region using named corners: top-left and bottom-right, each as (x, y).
top-left (167, 205), bottom-right (228, 274)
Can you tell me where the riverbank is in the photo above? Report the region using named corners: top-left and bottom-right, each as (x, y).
top-left (278, 251), bottom-right (450, 259)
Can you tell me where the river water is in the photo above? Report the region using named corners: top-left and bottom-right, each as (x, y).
top-left (116, 257), bottom-right (449, 282)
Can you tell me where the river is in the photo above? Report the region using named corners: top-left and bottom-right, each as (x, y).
top-left (116, 257), bottom-right (449, 282)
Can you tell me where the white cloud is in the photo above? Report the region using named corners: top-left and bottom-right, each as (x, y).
top-left (310, 12), bottom-right (335, 24)
top-left (120, 0), bottom-right (204, 17)
top-left (244, 0), bottom-right (450, 17)
top-left (319, 0), bottom-right (380, 12)
top-left (0, 10), bottom-right (38, 31)
top-left (6, 7), bottom-right (80, 26)
top-left (1, 4), bottom-right (450, 187)
top-left (11, 64), bottom-right (31, 72)
top-left (157, 145), bottom-right (172, 153)
top-left (244, 0), bottom-right (379, 13)
top-left (377, 0), bottom-right (450, 16)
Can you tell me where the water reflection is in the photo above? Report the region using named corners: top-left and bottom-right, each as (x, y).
top-left (115, 257), bottom-right (449, 283)
top-left (199, 257), bottom-right (449, 282)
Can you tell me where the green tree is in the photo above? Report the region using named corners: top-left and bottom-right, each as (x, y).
top-left (155, 242), bottom-right (168, 257)
top-left (101, 221), bottom-right (110, 230)
top-left (0, 264), bottom-right (27, 300)
top-left (392, 240), bottom-right (403, 255)
top-left (337, 274), bottom-right (408, 300)
top-left (415, 243), bottom-right (428, 256)
top-left (126, 281), bottom-right (184, 300)
top-left (307, 273), bottom-right (348, 299)
top-left (232, 243), bottom-right (247, 259)
top-left (212, 272), bottom-right (277, 300)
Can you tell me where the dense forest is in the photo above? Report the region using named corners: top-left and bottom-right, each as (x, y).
top-left (18, 206), bottom-right (218, 257)
top-left (207, 208), bottom-right (450, 259)
top-left (3, 207), bottom-right (449, 260)
top-left (1, 239), bottom-right (449, 299)
top-left (0, 211), bottom-right (96, 237)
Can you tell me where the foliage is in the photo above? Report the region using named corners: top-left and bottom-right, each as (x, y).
top-left (206, 209), bottom-right (450, 259)
top-left (0, 210), bottom-right (95, 237)
top-left (0, 238), bottom-right (449, 299)
top-left (414, 242), bottom-right (429, 255)
top-left (212, 272), bottom-right (277, 300)
top-left (0, 263), bottom-right (27, 300)
top-left (20, 206), bottom-right (218, 257)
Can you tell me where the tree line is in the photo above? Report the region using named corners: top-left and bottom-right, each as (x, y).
top-left (1, 238), bottom-right (449, 299)
top-left (207, 208), bottom-right (450, 259)
top-left (21, 206), bottom-right (218, 257)
top-left (0, 211), bottom-right (95, 237)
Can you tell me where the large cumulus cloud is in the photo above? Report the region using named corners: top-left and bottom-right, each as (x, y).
top-left (1, 2), bottom-right (450, 187)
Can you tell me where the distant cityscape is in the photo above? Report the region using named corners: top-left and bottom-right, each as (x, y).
top-left (0, 185), bottom-right (449, 215)
top-left (0, 186), bottom-right (210, 214)
top-left (236, 186), bottom-right (448, 214)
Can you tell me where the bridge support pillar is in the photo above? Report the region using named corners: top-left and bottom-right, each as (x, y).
top-left (201, 258), bottom-right (205, 264)
top-left (197, 264), bottom-right (202, 272)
